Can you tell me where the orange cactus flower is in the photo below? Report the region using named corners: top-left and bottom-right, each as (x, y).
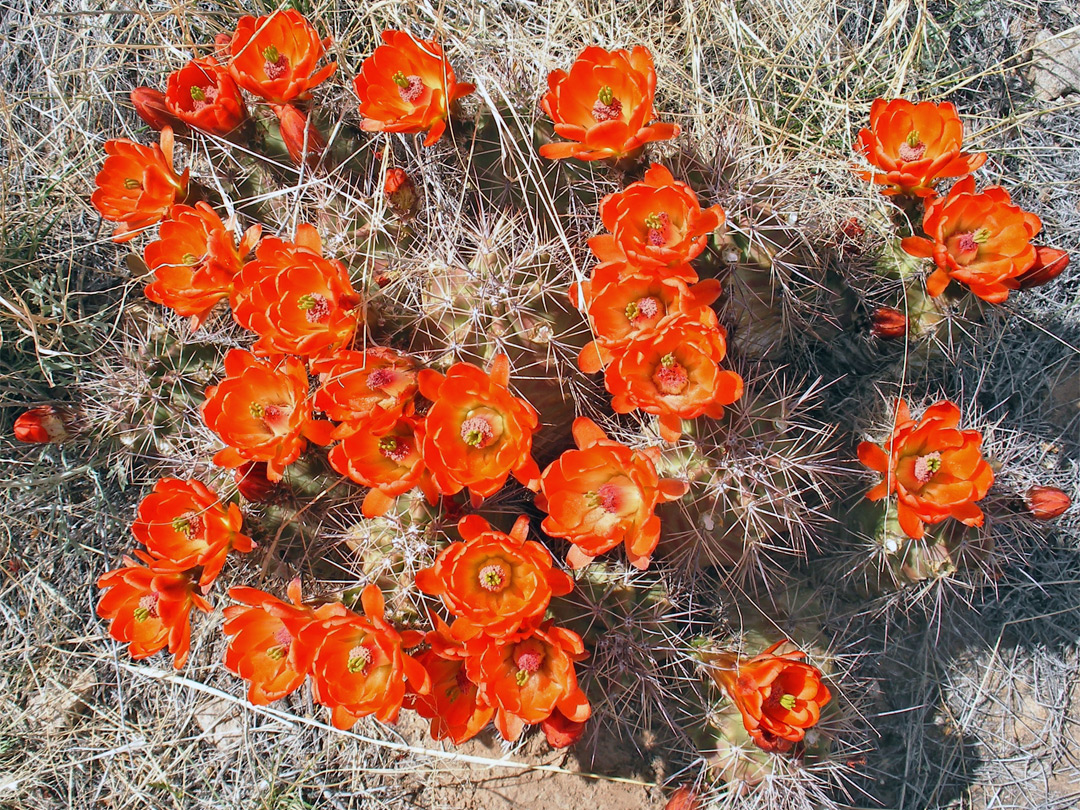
top-left (328, 414), bottom-right (436, 518)
top-left (231, 224), bottom-right (362, 357)
top-left (227, 10), bottom-right (337, 105)
top-left (603, 316), bottom-right (744, 442)
top-left (311, 348), bottom-right (419, 439)
top-left (705, 640), bottom-right (832, 753)
top-left (857, 399), bottom-right (994, 540)
top-left (572, 263), bottom-right (722, 373)
top-left (131, 478), bottom-right (254, 587)
top-left (96, 552), bottom-right (211, 669)
top-left (353, 30), bottom-right (476, 147)
top-left (409, 649), bottom-right (495, 744)
top-left (901, 177), bottom-right (1047, 303)
top-left (294, 584), bottom-right (430, 729)
top-left (588, 165), bottom-right (725, 268)
top-left (417, 354), bottom-right (542, 501)
top-left (415, 514), bottom-right (573, 641)
top-left (223, 580), bottom-right (330, 705)
top-left (855, 98), bottom-right (988, 197)
top-left (13, 406), bottom-right (71, 444)
top-left (537, 417), bottom-right (688, 570)
top-left (466, 620), bottom-right (591, 742)
top-left (202, 349), bottom-right (335, 482)
top-left (91, 127), bottom-right (189, 242)
top-left (143, 202), bottom-right (260, 328)
top-left (165, 57), bottom-right (246, 136)
top-left (539, 46), bottom-right (680, 161)
top-left (540, 707), bottom-right (588, 748)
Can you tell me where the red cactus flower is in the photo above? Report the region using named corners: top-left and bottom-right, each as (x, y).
top-left (294, 584), bottom-right (430, 729)
top-left (572, 263), bottom-right (722, 373)
top-left (1015, 246), bottom-right (1069, 290)
top-left (539, 46), bottom-right (680, 161)
top-left (409, 649), bottom-right (495, 744)
top-left (143, 202), bottom-right (260, 328)
top-left (227, 10), bottom-right (337, 105)
top-left (418, 354), bottom-right (542, 501)
top-left (233, 461), bottom-right (278, 503)
top-left (91, 127), bottom-right (189, 242)
top-left (231, 224), bottom-right (362, 357)
top-left (165, 57), bottom-right (246, 136)
top-left (603, 316), bottom-right (744, 442)
top-left (202, 349), bottom-right (335, 482)
top-left (705, 640), bottom-right (832, 753)
top-left (541, 707), bottom-right (588, 748)
top-left (415, 514), bottom-right (573, 641)
top-left (870, 307), bottom-right (908, 339)
top-left (857, 399), bottom-right (994, 540)
top-left (901, 177), bottom-right (1049, 303)
top-left (272, 103), bottom-right (327, 166)
top-left (466, 620), bottom-right (591, 742)
top-left (537, 417), bottom-right (688, 569)
top-left (1024, 485), bottom-right (1071, 520)
top-left (855, 98), bottom-right (987, 197)
top-left (353, 30), bottom-right (476, 147)
top-left (328, 414), bottom-right (436, 518)
top-left (13, 406), bottom-right (71, 444)
top-left (384, 167), bottom-right (418, 216)
top-left (96, 552), bottom-right (211, 669)
top-left (311, 348), bottom-right (419, 439)
top-left (588, 164), bottom-right (725, 268)
top-left (130, 478), bottom-right (253, 587)
top-left (223, 580), bottom-right (332, 705)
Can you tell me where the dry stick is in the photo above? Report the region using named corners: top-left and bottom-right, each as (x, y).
top-left (116, 661), bottom-right (659, 788)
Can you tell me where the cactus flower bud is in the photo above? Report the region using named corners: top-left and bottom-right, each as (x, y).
top-left (272, 103), bottom-right (326, 167)
top-left (1024, 485), bottom-right (1071, 520)
top-left (870, 307), bottom-right (908, 339)
top-left (540, 707), bottom-right (587, 748)
top-left (665, 786), bottom-right (701, 810)
top-left (1014, 247), bottom-right (1069, 290)
top-left (14, 406), bottom-right (71, 444)
top-left (384, 168), bottom-right (418, 216)
top-left (234, 461), bottom-right (278, 502)
top-left (130, 86), bottom-right (185, 132)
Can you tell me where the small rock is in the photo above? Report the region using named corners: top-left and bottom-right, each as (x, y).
top-left (193, 697), bottom-right (245, 750)
top-left (1033, 29), bottom-right (1080, 101)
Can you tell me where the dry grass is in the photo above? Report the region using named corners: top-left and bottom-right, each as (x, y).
top-left (1, 0), bottom-right (1078, 808)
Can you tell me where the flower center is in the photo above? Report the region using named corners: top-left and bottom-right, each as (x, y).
top-left (454, 666), bottom-right (472, 693)
top-left (478, 560), bottom-right (510, 592)
top-left (956, 228), bottom-right (991, 255)
top-left (460, 415), bottom-right (496, 449)
top-left (644, 212), bottom-right (671, 246)
top-left (594, 482), bottom-right (622, 514)
top-left (392, 72), bottom-right (425, 103)
top-left (778, 693), bottom-right (797, 710)
top-left (189, 83), bottom-right (218, 111)
top-left (378, 435), bottom-right (412, 463)
top-left (898, 130), bottom-right (927, 162)
top-left (297, 292), bottom-right (331, 324)
top-left (347, 644), bottom-right (373, 674)
top-left (513, 646), bottom-right (544, 685)
top-left (123, 178), bottom-right (142, 190)
top-left (366, 368), bottom-right (395, 390)
top-left (251, 402), bottom-right (292, 433)
top-left (625, 295), bottom-right (663, 325)
top-left (652, 353), bottom-right (689, 395)
top-left (913, 451), bottom-right (942, 483)
top-left (265, 626), bottom-right (292, 660)
top-left (171, 512), bottom-right (204, 538)
top-left (134, 593), bottom-right (159, 622)
top-left (181, 252), bottom-right (200, 266)
top-left (591, 85), bottom-right (623, 122)
top-left (262, 46), bottom-right (290, 80)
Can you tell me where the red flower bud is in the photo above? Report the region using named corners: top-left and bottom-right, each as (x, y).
top-left (871, 307), bottom-right (908, 339)
top-left (272, 103), bottom-right (326, 167)
top-left (14, 406), bottom-right (70, 444)
top-left (665, 786), bottom-right (701, 810)
top-left (841, 216), bottom-right (865, 240)
top-left (540, 707), bottom-right (587, 748)
top-left (1025, 485), bottom-right (1071, 520)
top-left (131, 87), bottom-right (185, 133)
top-left (384, 168), bottom-right (418, 216)
top-left (234, 461), bottom-right (278, 502)
top-left (1014, 247), bottom-right (1069, 290)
